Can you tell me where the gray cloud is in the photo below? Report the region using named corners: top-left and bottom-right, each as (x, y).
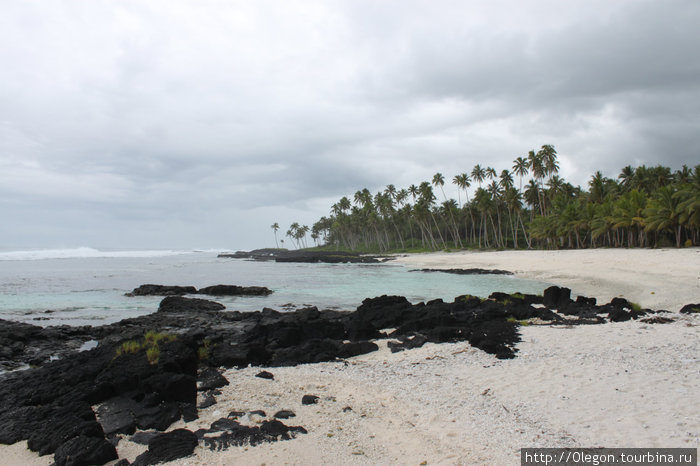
top-left (1, 0), bottom-right (699, 249)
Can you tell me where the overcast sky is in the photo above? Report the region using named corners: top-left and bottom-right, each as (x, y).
top-left (1, 0), bottom-right (699, 251)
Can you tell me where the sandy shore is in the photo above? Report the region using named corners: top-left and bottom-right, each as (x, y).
top-left (394, 248), bottom-right (700, 312)
top-left (2, 248), bottom-right (699, 465)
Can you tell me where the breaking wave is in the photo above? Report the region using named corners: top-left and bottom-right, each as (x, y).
top-left (0, 247), bottom-right (194, 261)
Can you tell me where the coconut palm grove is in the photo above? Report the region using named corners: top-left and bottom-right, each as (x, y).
top-left (278, 145), bottom-right (700, 251)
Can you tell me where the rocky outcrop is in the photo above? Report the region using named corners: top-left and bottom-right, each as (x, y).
top-left (411, 268), bottom-right (513, 275)
top-left (0, 320), bottom-right (97, 370)
top-left (198, 285), bottom-right (272, 296)
top-left (0, 286), bottom-right (686, 465)
top-left (127, 284), bottom-right (273, 297)
top-left (219, 249), bottom-right (390, 264)
top-left (132, 429), bottom-right (199, 465)
top-left (0, 335), bottom-right (198, 465)
top-left (679, 303), bottom-right (700, 314)
top-left (127, 285), bottom-right (198, 296)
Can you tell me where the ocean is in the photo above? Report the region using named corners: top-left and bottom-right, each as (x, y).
top-left (0, 248), bottom-right (549, 327)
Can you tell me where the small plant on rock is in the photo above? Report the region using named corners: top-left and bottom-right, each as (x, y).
top-left (198, 339), bottom-right (212, 360)
top-left (114, 331), bottom-right (176, 365)
top-left (116, 340), bottom-right (142, 357)
top-left (146, 345), bottom-right (161, 365)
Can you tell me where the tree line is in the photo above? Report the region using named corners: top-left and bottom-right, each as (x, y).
top-left (275, 145), bottom-right (700, 251)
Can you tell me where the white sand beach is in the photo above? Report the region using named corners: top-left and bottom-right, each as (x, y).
top-left (3, 248), bottom-right (699, 466)
top-left (394, 248), bottom-right (700, 312)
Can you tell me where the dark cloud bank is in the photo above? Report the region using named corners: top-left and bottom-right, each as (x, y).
top-left (1, 0), bottom-right (698, 249)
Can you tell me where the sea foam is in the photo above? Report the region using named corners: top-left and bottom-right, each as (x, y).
top-left (0, 247), bottom-right (192, 261)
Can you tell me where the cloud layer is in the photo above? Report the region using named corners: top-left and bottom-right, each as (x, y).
top-left (1, 0), bottom-right (699, 249)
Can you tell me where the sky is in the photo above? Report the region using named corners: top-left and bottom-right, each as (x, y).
top-left (1, 0), bottom-right (699, 251)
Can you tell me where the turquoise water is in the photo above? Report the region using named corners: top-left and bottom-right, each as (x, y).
top-left (0, 249), bottom-right (549, 326)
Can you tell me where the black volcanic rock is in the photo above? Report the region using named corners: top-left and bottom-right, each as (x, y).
top-left (274, 410), bottom-right (296, 419)
top-left (157, 296), bottom-right (226, 313)
top-left (679, 303), bottom-right (700, 314)
top-left (128, 284), bottom-right (198, 296)
top-left (413, 268), bottom-right (513, 275)
top-left (0, 288), bottom-right (689, 464)
top-left (53, 435), bottom-right (118, 466)
top-left (200, 419), bottom-right (307, 450)
top-left (274, 250), bottom-right (384, 263)
top-left (133, 429), bottom-right (198, 466)
top-left (198, 367), bottom-right (229, 391)
top-left (0, 333), bottom-right (198, 465)
top-left (219, 249), bottom-right (389, 264)
top-left (543, 286), bottom-right (572, 309)
top-left (198, 285), bottom-right (273, 296)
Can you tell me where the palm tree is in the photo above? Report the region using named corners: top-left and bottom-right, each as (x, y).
top-left (645, 186), bottom-right (682, 247)
top-left (674, 165), bottom-right (700, 244)
top-left (452, 173), bottom-right (471, 207)
top-left (287, 222), bottom-right (301, 249)
top-left (432, 173), bottom-right (446, 199)
top-left (588, 171), bottom-right (608, 203)
top-left (512, 156), bottom-right (530, 193)
top-left (499, 169), bottom-right (514, 191)
top-left (618, 165), bottom-right (635, 191)
top-left (453, 173), bottom-right (474, 244)
top-left (485, 167), bottom-right (497, 181)
top-left (270, 222), bottom-right (280, 248)
top-left (471, 165), bottom-right (486, 188)
top-left (524, 179), bottom-right (540, 219)
top-left (528, 150), bottom-right (546, 214)
top-left (612, 189), bottom-right (648, 247)
top-left (433, 172), bottom-right (461, 247)
top-left (408, 184), bottom-right (419, 202)
top-left (418, 181), bottom-right (447, 248)
top-left (538, 144), bottom-right (559, 181)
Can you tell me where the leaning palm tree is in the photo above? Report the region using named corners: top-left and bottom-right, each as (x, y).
top-left (270, 222), bottom-right (280, 248)
top-left (528, 150), bottom-right (546, 214)
top-left (287, 222), bottom-right (301, 249)
top-left (453, 173), bottom-right (471, 206)
top-left (485, 167), bottom-right (497, 181)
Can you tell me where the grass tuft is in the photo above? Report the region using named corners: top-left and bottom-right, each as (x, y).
top-left (114, 331), bottom-right (176, 365)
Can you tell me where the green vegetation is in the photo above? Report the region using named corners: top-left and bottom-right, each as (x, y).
top-left (146, 345), bottom-right (160, 365)
top-left (276, 147), bottom-right (699, 252)
top-left (115, 331), bottom-right (176, 365)
top-left (461, 294), bottom-right (485, 303)
top-left (116, 340), bottom-right (142, 356)
top-left (506, 316), bottom-right (531, 326)
top-left (198, 339), bottom-right (212, 360)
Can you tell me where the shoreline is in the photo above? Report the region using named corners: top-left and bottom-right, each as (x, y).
top-left (1, 248), bottom-right (698, 465)
top-left (393, 248), bottom-right (700, 312)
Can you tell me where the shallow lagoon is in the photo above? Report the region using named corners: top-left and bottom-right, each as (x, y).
top-left (0, 249), bottom-right (549, 326)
